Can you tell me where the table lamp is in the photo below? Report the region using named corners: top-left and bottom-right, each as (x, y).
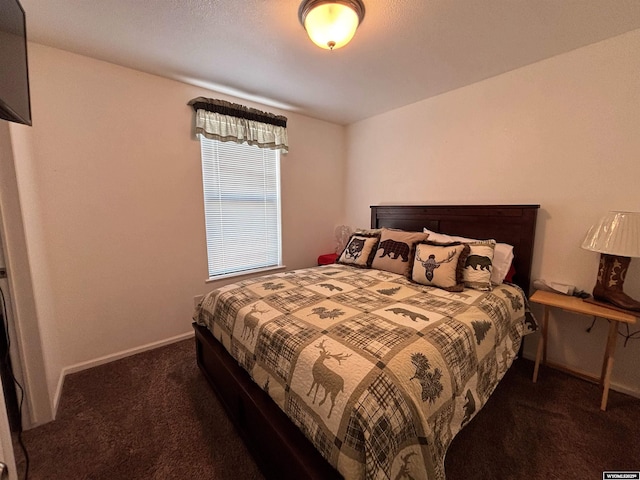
top-left (581, 211), bottom-right (640, 312)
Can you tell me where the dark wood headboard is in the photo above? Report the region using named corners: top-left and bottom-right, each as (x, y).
top-left (371, 205), bottom-right (539, 295)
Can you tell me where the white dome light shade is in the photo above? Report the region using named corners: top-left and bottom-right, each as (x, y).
top-left (582, 211), bottom-right (640, 257)
top-left (299, 1), bottom-right (365, 50)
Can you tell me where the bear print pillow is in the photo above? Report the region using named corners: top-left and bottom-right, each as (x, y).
top-left (462, 240), bottom-right (496, 291)
top-left (371, 228), bottom-right (429, 276)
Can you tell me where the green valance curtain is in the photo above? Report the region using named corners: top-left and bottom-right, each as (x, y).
top-left (188, 97), bottom-right (289, 153)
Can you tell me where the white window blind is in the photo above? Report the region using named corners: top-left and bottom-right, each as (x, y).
top-left (199, 137), bottom-right (282, 278)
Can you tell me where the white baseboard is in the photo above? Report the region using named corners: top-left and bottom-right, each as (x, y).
top-left (52, 331), bottom-right (195, 419)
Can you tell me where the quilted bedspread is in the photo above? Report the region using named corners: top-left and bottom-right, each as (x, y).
top-left (194, 264), bottom-right (536, 480)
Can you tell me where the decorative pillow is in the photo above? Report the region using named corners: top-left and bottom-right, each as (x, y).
top-left (423, 228), bottom-right (514, 285)
top-left (336, 233), bottom-right (380, 268)
top-left (355, 227), bottom-right (382, 236)
top-left (371, 228), bottom-right (429, 276)
top-left (411, 241), bottom-right (470, 291)
top-left (462, 240), bottom-right (496, 291)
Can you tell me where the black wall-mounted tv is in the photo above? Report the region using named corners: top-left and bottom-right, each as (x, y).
top-left (0, 0), bottom-right (32, 126)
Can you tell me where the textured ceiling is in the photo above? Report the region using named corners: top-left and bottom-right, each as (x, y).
top-left (18, 0), bottom-right (640, 125)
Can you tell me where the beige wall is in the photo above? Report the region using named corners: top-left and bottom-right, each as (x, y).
top-left (8, 43), bottom-right (345, 422)
top-left (345, 30), bottom-right (640, 397)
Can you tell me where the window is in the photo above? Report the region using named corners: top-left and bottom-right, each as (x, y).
top-left (189, 96), bottom-right (288, 279)
top-left (199, 137), bottom-right (282, 279)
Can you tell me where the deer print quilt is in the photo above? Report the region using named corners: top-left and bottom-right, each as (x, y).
top-left (194, 264), bottom-right (536, 480)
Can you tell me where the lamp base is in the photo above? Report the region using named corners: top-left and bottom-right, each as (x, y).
top-left (592, 254), bottom-right (640, 312)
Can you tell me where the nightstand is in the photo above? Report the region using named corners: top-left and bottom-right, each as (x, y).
top-left (530, 290), bottom-right (637, 410)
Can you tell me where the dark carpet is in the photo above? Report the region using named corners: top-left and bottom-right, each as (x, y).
top-left (445, 359), bottom-right (640, 480)
top-left (16, 338), bottom-right (640, 480)
top-left (17, 339), bottom-right (264, 480)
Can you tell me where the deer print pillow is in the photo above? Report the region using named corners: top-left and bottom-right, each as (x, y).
top-left (462, 240), bottom-right (496, 291)
top-left (410, 241), bottom-right (470, 291)
top-left (371, 228), bottom-right (429, 276)
top-left (336, 233), bottom-right (380, 268)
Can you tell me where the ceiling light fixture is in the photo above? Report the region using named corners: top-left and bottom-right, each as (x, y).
top-left (298, 0), bottom-right (365, 50)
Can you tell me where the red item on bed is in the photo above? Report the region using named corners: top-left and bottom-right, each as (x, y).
top-left (317, 253), bottom-right (338, 265)
top-left (505, 263), bottom-right (516, 283)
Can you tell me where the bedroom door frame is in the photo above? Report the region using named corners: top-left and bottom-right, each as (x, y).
top-left (0, 121), bottom-right (54, 429)
top-left (0, 244), bottom-right (21, 432)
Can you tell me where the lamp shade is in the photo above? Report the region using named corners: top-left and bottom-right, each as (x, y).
top-left (299, 0), bottom-right (365, 50)
top-left (581, 211), bottom-right (640, 257)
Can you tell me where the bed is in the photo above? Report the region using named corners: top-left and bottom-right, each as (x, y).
top-left (193, 204), bottom-right (539, 480)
